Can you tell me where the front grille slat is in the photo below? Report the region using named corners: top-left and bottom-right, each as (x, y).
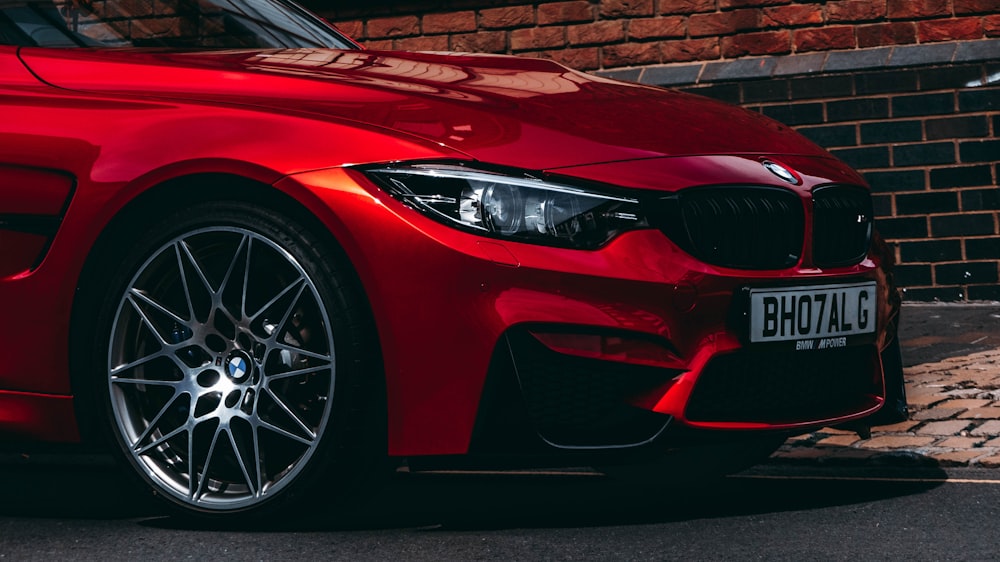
top-left (654, 186), bottom-right (804, 270)
top-left (651, 184), bottom-right (872, 270)
top-left (813, 185), bottom-right (873, 267)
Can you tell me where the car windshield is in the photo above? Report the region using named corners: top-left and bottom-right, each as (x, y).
top-left (0, 0), bottom-right (354, 49)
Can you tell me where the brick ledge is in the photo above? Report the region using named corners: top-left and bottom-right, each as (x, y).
top-left (595, 39), bottom-right (1000, 87)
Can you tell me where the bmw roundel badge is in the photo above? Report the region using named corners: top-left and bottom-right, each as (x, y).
top-left (762, 160), bottom-right (802, 185)
top-left (226, 351), bottom-right (252, 382)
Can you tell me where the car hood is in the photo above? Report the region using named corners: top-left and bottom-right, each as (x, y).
top-left (19, 47), bottom-right (832, 170)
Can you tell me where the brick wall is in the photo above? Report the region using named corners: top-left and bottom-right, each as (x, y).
top-left (665, 54), bottom-right (998, 301)
top-left (317, 0), bottom-right (1000, 72)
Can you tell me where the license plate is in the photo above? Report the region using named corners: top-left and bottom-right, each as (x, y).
top-left (749, 282), bottom-right (877, 345)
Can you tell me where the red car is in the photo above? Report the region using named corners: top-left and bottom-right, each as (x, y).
top-left (1, 0), bottom-right (905, 519)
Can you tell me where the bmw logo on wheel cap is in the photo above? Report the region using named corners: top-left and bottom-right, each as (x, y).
top-left (762, 160), bottom-right (802, 185)
top-left (226, 351), bottom-right (253, 382)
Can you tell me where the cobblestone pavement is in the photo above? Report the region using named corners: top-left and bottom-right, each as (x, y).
top-left (777, 346), bottom-right (1000, 467)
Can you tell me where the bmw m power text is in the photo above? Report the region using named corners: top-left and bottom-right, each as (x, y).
top-left (0, 0), bottom-right (906, 520)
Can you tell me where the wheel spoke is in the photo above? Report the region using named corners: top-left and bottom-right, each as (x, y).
top-left (266, 282), bottom-right (307, 344)
top-left (263, 387), bottom-right (317, 440)
top-left (252, 425), bottom-right (263, 495)
top-left (216, 234), bottom-right (249, 306)
top-left (173, 244), bottom-right (196, 322)
top-left (135, 424), bottom-right (187, 455)
top-left (179, 239), bottom-right (217, 296)
top-left (258, 418), bottom-right (314, 446)
top-left (228, 428), bottom-right (257, 496)
top-left (265, 363), bottom-right (331, 382)
top-left (130, 390), bottom-right (183, 449)
top-left (130, 288), bottom-right (188, 326)
top-left (240, 236), bottom-right (253, 319)
top-left (187, 424), bottom-right (197, 501)
top-left (194, 425), bottom-right (224, 500)
top-left (270, 342), bottom-right (331, 362)
top-left (248, 277), bottom-right (306, 323)
top-left (128, 296), bottom-right (171, 347)
top-left (110, 376), bottom-right (181, 387)
top-left (109, 348), bottom-right (173, 376)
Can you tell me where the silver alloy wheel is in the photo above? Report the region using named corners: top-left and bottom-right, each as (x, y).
top-left (107, 226), bottom-right (336, 511)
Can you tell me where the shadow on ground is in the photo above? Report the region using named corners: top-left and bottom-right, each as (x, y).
top-left (0, 447), bottom-right (947, 531)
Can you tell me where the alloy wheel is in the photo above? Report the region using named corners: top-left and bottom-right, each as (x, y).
top-left (107, 226), bottom-right (336, 511)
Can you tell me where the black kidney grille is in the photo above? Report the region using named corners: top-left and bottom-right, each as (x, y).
top-left (812, 185), bottom-right (873, 267)
top-left (654, 186), bottom-right (804, 270)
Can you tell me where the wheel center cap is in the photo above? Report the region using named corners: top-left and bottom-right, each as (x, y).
top-left (225, 350), bottom-right (253, 383)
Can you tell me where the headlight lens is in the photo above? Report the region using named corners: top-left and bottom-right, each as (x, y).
top-left (364, 164), bottom-right (649, 249)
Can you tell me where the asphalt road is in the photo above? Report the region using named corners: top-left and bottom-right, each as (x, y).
top-left (900, 302), bottom-right (1000, 366)
top-left (1, 455), bottom-right (999, 560)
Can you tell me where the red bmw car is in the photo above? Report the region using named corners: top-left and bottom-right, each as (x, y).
top-left (0, 0), bottom-right (905, 519)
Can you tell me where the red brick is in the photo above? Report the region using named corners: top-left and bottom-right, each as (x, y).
top-left (450, 30), bottom-right (507, 53)
top-left (986, 15), bottom-right (1000, 36)
top-left (133, 17), bottom-right (181, 38)
top-left (538, 1), bottom-right (593, 25)
top-left (511, 26), bottom-right (566, 51)
top-left (628, 16), bottom-right (687, 40)
top-left (364, 39), bottom-right (394, 50)
top-left (719, 0), bottom-right (790, 8)
top-left (602, 41), bottom-right (661, 67)
top-left (541, 46), bottom-right (600, 70)
top-left (762, 5), bottom-right (823, 27)
top-left (661, 37), bottom-right (721, 62)
top-left (334, 20), bottom-right (363, 40)
top-left (857, 21), bottom-right (917, 47)
top-left (394, 35), bottom-right (449, 51)
top-left (918, 18), bottom-right (986, 41)
top-left (955, 0), bottom-right (999, 14)
top-left (600, 0), bottom-right (654, 18)
top-left (795, 25), bottom-right (856, 52)
top-left (689, 9), bottom-right (761, 37)
top-left (722, 30), bottom-right (792, 56)
top-left (888, 0), bottom-right (951, 19)
top-left (660, 0), bottom-right (716, 14)
top-left (367, 16), bottom-right (419, 39)
top-left (567, 21), bottom-right (626, 45)
top-left (423, 11), bottom-right (476, 34)
top-left (826, 0), bottom-right (888, 22)
top-left (480, 6), bottom-right (534, 29)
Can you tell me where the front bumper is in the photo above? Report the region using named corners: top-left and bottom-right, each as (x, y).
top-left (282, 158), bottom-right (899, 459)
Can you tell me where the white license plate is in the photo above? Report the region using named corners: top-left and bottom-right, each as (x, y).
top-left (749, 282), bottom-right (877, 344)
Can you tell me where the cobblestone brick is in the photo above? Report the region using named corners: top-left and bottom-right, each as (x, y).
top-left (971, 420), bottom-right (1000, 436)
top-left (917, 420), bottom-right (973, 435)
top-left (858, 435), bottom-right (937, 449)
top-left (873, 420), bottom-right (921, 432)
top-left (959, 407), bottom-right (1000, 419)
top-left (936, 436), bottom-right (984, 448)
top-left (976, 454), bottom-right (1000, 467)
top-left (817, 434), bottom-right (861, 447)
top-left (913, 408), bottom-right (966, 421)
top-left (933, 449), bottom-right (988, 466)
top-left (945, 399), bottom-right (993, 409)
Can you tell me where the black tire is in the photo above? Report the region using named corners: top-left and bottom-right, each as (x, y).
top-left (74, 200), bottom-right (385, 523)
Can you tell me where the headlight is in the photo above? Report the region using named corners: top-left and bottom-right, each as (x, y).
top-left (363, 164), bottom-right (649, 249)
